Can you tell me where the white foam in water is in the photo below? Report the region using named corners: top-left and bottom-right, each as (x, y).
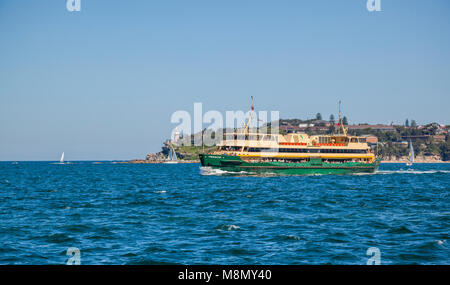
top-left (226, 225), bottom-right (240, 230)
top-left (216, 225), bottom-right (240, 231)
top-left (376, 169), bottom-right (450, 175)
top-left (200, 166), bottom-right (450, 176)
top-left (200, 166), bottom-right (250, 176)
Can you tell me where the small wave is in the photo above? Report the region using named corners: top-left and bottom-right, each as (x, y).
top-left (154, 190), bottom-right (166, 193)
top-left (387, 225), bottom-right (415, 234)
top-left (226, 248), bottom-right (253, 255)
top-left (121, 252), bottom-right (138, 258)
top-left (46, 233), bottom-right (76, 243)
top-left (216, 224), bottom-right (240, 231)
top-left (127, 258), bottom-right (181, 265)
top-left (282, 235), bottom-right (300, 241)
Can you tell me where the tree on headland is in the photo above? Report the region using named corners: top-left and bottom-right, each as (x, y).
top-left (329, 114), bottom-right (335, 125)
top-left (328, 114), bottom-right (336, 134)
top-left (342, 116), bottom-right (348, 125)
top-left (405, 119), bottom-right (409, 127)
top-left (316, 113), bottom-right (322, 120)
top-left (440, 141), bottom-right (450, 161)
top-left (411, 120), bottom-right (417, 127)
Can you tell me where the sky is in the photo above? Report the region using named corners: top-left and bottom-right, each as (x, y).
top-left (0, 0), bottom-right (449, 161)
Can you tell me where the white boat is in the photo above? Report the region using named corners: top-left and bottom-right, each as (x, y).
top-left (60, 152), bottom-right (65, 163)
top-left (406, 141), bottom-right (414, 166)
top-left (163, 145), bottom-right (179, 164)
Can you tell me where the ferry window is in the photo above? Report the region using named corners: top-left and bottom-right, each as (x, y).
top-left (359, 138), bottom-right (366, 143)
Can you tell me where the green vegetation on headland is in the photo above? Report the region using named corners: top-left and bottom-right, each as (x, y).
top-left (278, 118), bottom-right (449, 161)
top-left (133, 117), bottom-right (449, 163)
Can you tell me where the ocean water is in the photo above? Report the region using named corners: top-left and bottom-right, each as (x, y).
top-left (0, 162), bottom-right (449, 265)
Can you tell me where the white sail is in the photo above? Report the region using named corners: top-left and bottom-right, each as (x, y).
top-left (60, 152), bottom-right (65, 163)
top-left (170, 146), bottom-right (178, 161)
top-left (164, 145), bottom-right (179, 164)
top-left (409, 141), bottom-right (414, 163)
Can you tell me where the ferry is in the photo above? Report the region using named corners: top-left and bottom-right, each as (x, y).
top-left (199, 100), bottom-right (380, 175)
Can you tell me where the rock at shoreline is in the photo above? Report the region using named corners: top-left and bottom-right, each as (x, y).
top-left (381, 155), bottom-right (447, 163)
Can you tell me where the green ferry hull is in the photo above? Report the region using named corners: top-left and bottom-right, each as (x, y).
top-left (199, 154), bottom-right (380, 175)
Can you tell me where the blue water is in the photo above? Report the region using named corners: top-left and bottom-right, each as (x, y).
top-left (0, 162), bottom-right (449, 265)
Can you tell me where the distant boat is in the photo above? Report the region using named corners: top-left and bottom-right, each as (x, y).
top-left (60, 152), bottom-right (65, 163)
top-left (164, 145), bottom-right (179, 164)
top-left (406, 141), bottom-right (414, 166)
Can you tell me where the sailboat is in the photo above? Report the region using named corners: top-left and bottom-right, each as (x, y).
top-left (164, 145), bottom-right (179, 164)
top-left (406, 141), bottom-right (414, 166)
top-left (60, 152), bottom-right (65, 164)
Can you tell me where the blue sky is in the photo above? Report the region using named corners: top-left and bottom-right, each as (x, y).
top-left (1, 0), bottom-right (449, 160)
